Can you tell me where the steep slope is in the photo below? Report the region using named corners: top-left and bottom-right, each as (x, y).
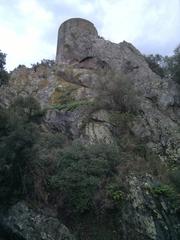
top-left (0, 18), bottom-right (180, 240)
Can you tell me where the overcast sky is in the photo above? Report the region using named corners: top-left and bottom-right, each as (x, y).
top-left (0, 0), bottom-right (180, 70)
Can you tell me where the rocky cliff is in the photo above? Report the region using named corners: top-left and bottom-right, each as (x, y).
top-left (0, 18), bottom-right (180, 240)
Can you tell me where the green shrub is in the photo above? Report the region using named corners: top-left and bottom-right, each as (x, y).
top-left (0, 50), bottom-right (9, 86)
top-left (169, 168), bottom-right (180, 191)
top-left (110, 112), bottom-right (135, 126)
top-left (144, 54), bottom-right (165, 78)
top-left (49, 142), bottom-right (120, 214)
top-left (50, 100), bottom-right (93, 111)
top-left (0, 96), bottom-right (43, 202)
top-left (29, 132), bottom-right (67, 203)
top-left (31, 59), bottom-right (55, 69)
top-left (106, 182), bottom-right (124, 204)
top-left (94, 70), bottom-right (139, 113)
top-left (151, 184), bottom-right (180, 210)
top-left (151, 184), bottom-right (176, 198)
top-left (144, 44), bottom-right (180, 84)
top-left (109, 111), bottom-right (135, 136)
top-left (9, 96), bottom-right (43, 122)
top-left (58, 85), bottom-right (78, 104)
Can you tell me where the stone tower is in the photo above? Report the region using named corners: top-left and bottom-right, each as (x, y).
top-left (56, 18), bottom-right (98, 64)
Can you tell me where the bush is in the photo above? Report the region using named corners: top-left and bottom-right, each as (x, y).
top-left (49, 142), bottom-right (120, 215)
top-left (9, 96), bottom-right (43, 122)
top-left (144, 43), bottom-right (180, 84)
top-left (144, 54), bottom-right (165, 78)
top-left (30, 132), bottom-right (67, 203)
top-left (106, 181), bottom-right (124, 204)
top-left (0, 50), bottom-right (9, 86)
top-left (0, 96), bottom-right (43, 202)
top-left (31, 59), bottom-right (55, 70)
top-left (94, 70), bottom-right (139, 113)
top-left (169, 168), bottom-right (180, 190)
top-left (169, 44), bottom-right (180, 84)
top-left (110, 111), bottom-right (135, 136)
top-left (151, 184), bottom-right (176, 198)
top-left (50, 100), bottom-right (93, 111)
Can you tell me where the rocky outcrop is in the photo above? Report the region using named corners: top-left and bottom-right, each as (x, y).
top-left (0, 18), bottom-right (179, 161)
top-left (1, 18), bottom-right (179, 162)
top-left (121, 175), bottom-right (180, 240)
top-left (0, 18), bottom-right (180, 239)
top-left (56, 19), bottom-right (179, 107)
top-left (0, 64), bottom-right (58, 108)
top-left (0, 202), bottom-right (74, 240)
top-left (55, 18), bottom-right (180, 163)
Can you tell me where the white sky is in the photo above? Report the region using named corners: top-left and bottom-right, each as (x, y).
top-left (0, 0), bottom-right (180, 70)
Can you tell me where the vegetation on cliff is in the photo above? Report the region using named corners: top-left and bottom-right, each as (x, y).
top-left (145, 44), bottom-right (180, 83)
top-left (0, 36), bottom-right (180, 239)
top-left (0, 50), bottom-right (9, 86)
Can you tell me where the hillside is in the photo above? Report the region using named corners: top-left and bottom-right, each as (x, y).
top-left (0, 18), bottom-right (180, 240)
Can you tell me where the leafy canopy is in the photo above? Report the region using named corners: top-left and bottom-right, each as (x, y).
top-left (0, 50), bottom-right (9, 86)
top-left (0, 96), bottom-right (42, 202)
top-left (144, 43), bottom-right (180, 84)
top-left (50, 142), bottom-right (120, 214)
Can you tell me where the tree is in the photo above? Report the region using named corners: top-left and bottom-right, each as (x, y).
top-left (50, 142), bottom-right (120, 215)
top-left (0, 96), bottom-right (42, 201)
top-left (144, 54), bottom-right (165, 78)
top-left (167, 44), bottom-right (180, 84)
top-left (0, 50), bottom-right (9, 86)
top-left (144, 44), bottom-right (180, 84)
top-left (94, 70), bottom-right (139, 113)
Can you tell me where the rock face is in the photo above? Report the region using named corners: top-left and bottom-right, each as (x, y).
top-left (121, 175), bottom-right (180, 240)
top-left (56, 18), bottom-right (180, 110)
top-left (55, 18), bottom-right (180, 163)
top-left (0, 202), bottom-right (74, 240)
top-left (1, 18), bottom-right (179, 161)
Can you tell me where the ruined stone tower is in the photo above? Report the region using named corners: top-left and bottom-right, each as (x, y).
top-left (56, 18), bottom-right (98, 64)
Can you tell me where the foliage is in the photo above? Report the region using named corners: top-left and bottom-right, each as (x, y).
top-left (144, 43), bottom-right (180, 84)
top-left (31, 59), bottom-right (55, 70)
top-left (166, 44), bottom-right (180, 83)
top-left (144, 54), bottom-right (165, 78)
top-left (0, 50), bottom-right (6, 70)
top-left (16, 64), bottom-right (26, 69)
top-left (57, 85), bottom-right (78, 105)
top-left (40, 59), bottom-right (55, 67)
top-left (49, 142), bottom-right (120, 215)
top-left (110, 112), bottom-right (135, 124)
top-left (0, 50), bottom-right (9, 86)
top-left (29, 132), bottom-right (67, 203)
top-left (151, 184), bottom-right (176, 198)
top-left (50, 100), bottom-right (93, 111)
top-left (169, 168), bottom-right (180, 191)
top-left (9, 96), bottom-right (43, 122)
top-left (150, 182), bottom-right (180, 211)
top-left (115, 135), bottom-right (169, 182)
top-left (0, 96), bottom-right (43, 202)
top-left (106, 182), bottom-right (124, 204)
top-left (110, 111), bottom-right (135, 133)
top-left (94, 70), bottom-right (139, 113)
